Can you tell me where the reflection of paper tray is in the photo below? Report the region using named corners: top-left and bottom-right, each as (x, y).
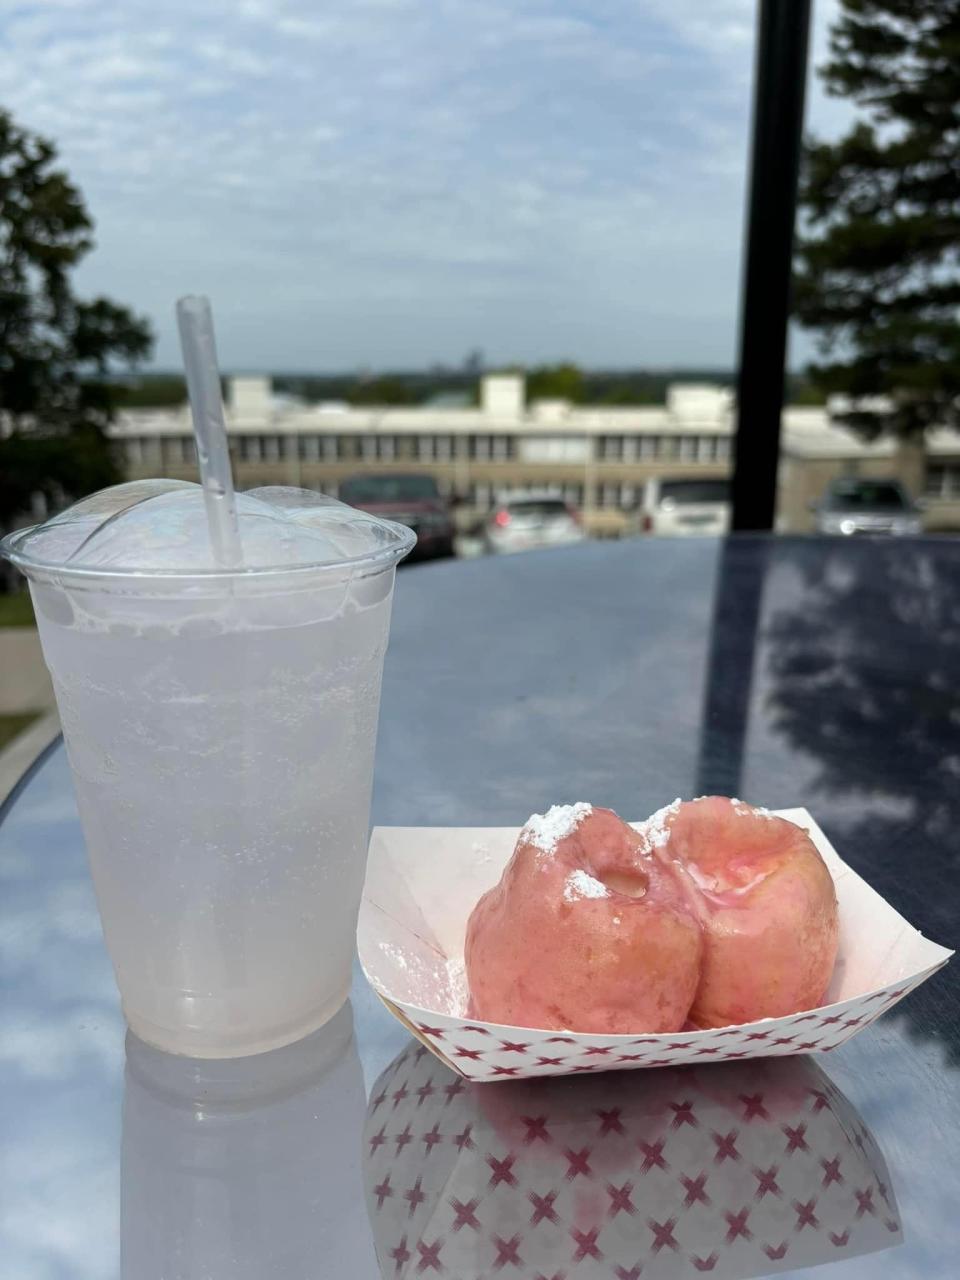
top-left (363, 1046), bottom-right (902, 1280)
top-left (363, 1049), bottom-right (906, 1280)
top-left (358, 809), bottom-right (952, 1081)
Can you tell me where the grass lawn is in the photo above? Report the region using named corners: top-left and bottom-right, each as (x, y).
top-left (0, 712), bottom-right (38, 751)
top-left (0, 592), bottom-right (35, 627)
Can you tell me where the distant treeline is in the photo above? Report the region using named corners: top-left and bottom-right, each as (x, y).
top-left (111, 367), bottom-right (826, 409)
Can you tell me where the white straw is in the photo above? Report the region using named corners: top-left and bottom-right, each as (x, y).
top-left (175, 296), bottom-right (243, 568)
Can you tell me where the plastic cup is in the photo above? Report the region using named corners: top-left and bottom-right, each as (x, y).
top-left (2, 483), bottom-right (414, 1056)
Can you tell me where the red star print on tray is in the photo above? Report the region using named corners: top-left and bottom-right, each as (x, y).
top-left (378, 969), bottom-right (944, 1082)
top-left (364, 1037), bottom-right (903, 1279)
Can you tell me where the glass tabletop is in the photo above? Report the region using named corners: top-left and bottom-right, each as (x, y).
top-left (2, 535), bottom-right (958, 1278)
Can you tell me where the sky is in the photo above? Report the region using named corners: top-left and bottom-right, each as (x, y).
top-left (0, 0), bottom-right (846, 372)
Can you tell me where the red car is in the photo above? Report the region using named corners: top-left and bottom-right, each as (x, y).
top-left (338, 473), bottom-right (456, 559)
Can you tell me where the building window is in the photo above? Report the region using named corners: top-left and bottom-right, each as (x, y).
top-left (471, 435), bottom-right (491, 461)
top-left (716, 437), bottom-right (731, 461)
top-left (600, 435), bottom-right (624, 462)
top-left (926, 463), bottom-right (960, 497)
top-left (322, 436), bottom-right (338, 461)
top-left (638, 435), bottom-right (659, 460)
top-left (415, 434), bottom-right (455, 462)
top-left (339, 435), bottom-right (361, 460)
top-left (620, 483), bottom-right (635, 507)
top-left (298, 435), bottom-right (320, 462)
top-left (139, 437), bottom-right (160, 465)
top-left (678, 436), bottom-right (697, 462)
top-left (161, 436), bottom-right (192, 467)
top-left (239, 435), bottom-right (269, 463)
top-left (126, 438), bottom-right (143, 465)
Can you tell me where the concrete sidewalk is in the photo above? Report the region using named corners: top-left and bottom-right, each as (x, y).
top-left (0, 625), bottom-right (58, 806)
top-left (0, 708), bottom-right (61, 806)
top-left (0, 627), bottom-right (54, 714)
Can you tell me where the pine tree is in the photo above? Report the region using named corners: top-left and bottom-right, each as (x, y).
top-left (794, 0), bottom-right (960, 438)
top-left (0, 109), bottom-right (152, 526)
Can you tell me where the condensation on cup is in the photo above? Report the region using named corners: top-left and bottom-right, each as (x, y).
top-left (1, 481), bottom-right (414, 1056)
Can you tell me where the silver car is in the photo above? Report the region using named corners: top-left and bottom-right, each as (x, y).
top-left (813, 479), bottom-right (922, 536)
top-left (484, 494), bottom-right (585, 555)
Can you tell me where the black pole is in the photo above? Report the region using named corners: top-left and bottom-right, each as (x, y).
top-left (695, 538), bottom-right (770, 799)
top-left (732, 0), bottom-right (812, 532)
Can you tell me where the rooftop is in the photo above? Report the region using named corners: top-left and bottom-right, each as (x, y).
top-left (107, 374), bottom-right (960, 460)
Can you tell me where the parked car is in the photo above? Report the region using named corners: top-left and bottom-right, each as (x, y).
top-left (640, 477), bottom-right (731, 536)
top-left (484, 493), bottom-right (585, 555)
top-left (338, 473), bottom-right (455, 558)
top-left (812, 478), bottom-right (922, 536)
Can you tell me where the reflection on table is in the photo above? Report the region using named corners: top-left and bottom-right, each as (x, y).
top-left (121, 1002), bottom-right (368, 1280)
top-left (363, 1043), bottom-right (901, 1279)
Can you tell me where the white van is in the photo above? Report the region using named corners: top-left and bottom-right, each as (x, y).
top-left (641, 477), bottom-right (731, 536)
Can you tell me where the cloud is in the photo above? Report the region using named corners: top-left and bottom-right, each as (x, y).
top-left (643, 0), bottom-right (756, 59)
top-left (0, 1007), bottom-right (122, 1080)
top-left (0, 0), bottom-right (844, 368)
top-left (0, 1141), bottom-right (118, 1280)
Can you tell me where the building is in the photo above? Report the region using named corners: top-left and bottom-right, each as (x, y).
top-left (110, 374), bottom-right (960, 534)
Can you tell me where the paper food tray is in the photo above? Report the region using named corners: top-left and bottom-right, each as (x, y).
top-left (358, 809), bottom-right (952, 1081)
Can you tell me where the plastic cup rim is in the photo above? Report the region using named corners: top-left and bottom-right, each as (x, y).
top-left (0, 519), bottom-right (417, 593)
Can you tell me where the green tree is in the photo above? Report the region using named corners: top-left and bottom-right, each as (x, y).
top-left (348, 375), bottom-right (417, 406)
top-left (113, 374), bottom-right (187, 408)
top-left (0, 109), bottom-right (152, 526)
top-left (794, 0), bottom-right (960, 438)
top-left (526, 362), bottom-right (584, 403)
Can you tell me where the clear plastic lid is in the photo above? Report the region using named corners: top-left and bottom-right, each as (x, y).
top-left (1, 480), bottom-right (416, 586)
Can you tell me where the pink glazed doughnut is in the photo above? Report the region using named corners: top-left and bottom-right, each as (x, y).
top-left (646, 796), bottom-right (839, 1029)
top-left (465, 804), bottom-right (702, 1033)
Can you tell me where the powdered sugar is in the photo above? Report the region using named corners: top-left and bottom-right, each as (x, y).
top-left (562, 868), bottom-right (609, 902)
top-left (446, 956), bottom-right (470, 1016)
top-left (637, 796), bottom-right (774, 854)
top-left (470, 840), bottom-right (492, 864)
top-left (639, 797), bottom-right (681, 849)
top-left (522, 802), bottom-right (593, 854)
top-left (731, 797), bottom-right (774, 819)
